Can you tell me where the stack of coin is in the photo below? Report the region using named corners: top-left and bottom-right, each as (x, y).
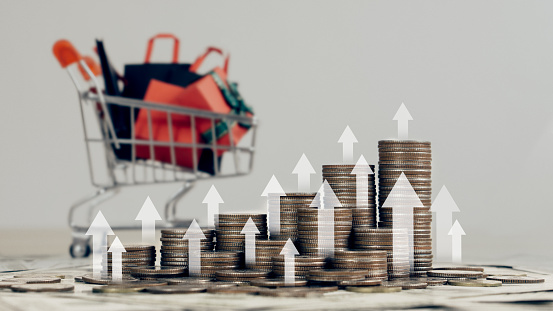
top-left (306, 269), bottom-right (367, 283)
top-left (160, 228), bottom-right (214, 268)
top-left (332, 249), bottom-right (387, 280)
top-left (160, 251), bottom-right (241, 278)
top-left (297, 208), bottom-right (352, 257)
top-left (269, 193), bottom-right (317, 241)
top-left (249, 239), bottom-right (288, 271)
top-left (107, 245), bottom-right (156, 274)
top-left (272, 255), bottom-right (325, 278)
top-left (214, 269), bottom-right (270, 284)
top-left (215, 214), bottom-right (268, 252)
top-left (353, 227), bottom-right (410, 279)
top-left (378, 140), bottom-right (433, 277)
top-left (322, 164), bottom-right (377, 229)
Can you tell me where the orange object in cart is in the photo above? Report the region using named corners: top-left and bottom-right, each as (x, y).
top-left (134, 47), bottom-right (253, 173)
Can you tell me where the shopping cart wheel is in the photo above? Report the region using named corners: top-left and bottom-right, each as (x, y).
top-left (70, 238), bottom-right (91, 258)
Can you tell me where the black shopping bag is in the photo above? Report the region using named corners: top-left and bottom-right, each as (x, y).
top-left (122, 33), bottom-right (202, 99)
top-left (96, 39), bottom-right (134, 160)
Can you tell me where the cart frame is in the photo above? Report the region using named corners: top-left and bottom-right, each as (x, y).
top-left (64, 59), bottom-right (257, 257)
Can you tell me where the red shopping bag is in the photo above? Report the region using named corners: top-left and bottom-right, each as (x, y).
top-left (134, 47), bottom-right (253, 172)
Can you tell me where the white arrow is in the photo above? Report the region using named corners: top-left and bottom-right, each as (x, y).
top-left (292, 153), bottom-right (315, 192)
top-left (351, 155), bottom-right (374, 208)
top-left (182, 219), bottom-right (206, 277)
top-left (107, 236), bottom-right (126, 283)
top-left (261, 175), bottom-right (286, 237)
top-left (448, 220), bottom-right (465, 264)
top-left (311, 180), bottom-right (342, 258)
top-left (279, 238), bottom-right (299, 286)
top-left (203, 185), bottom-right (223, 228)
top-left (393, 103), bottom-right (413, 140)
top-left (85, 211), bottom-right (114, 279)
top-left (241, 217), bottom-right (260, 268)
top-left (431, 186), bottom-right (460, 262)
top-left (135, 196), bottom-right (162, 246)
top-left (338, 125), bottom-right (358, 163)
top-left (382, 172), bottom-right (424, 273)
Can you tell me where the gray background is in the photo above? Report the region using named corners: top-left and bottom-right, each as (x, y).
top-left (1, 0), bottom-right (552, 263)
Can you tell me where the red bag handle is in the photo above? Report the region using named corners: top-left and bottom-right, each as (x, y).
top-left (190, 46), bottom-right (229, 74)
top-left (144, 33), bottom-right (179, 64)
top-left (53, 40), bottom-right (101, 81)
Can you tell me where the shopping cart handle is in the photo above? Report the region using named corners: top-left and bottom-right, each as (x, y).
top-left (78, 56), bottom-right (101, 81)
top-left (53, 40), bottom-right (82, 68)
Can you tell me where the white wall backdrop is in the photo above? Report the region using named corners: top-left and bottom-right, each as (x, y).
top-left (1, 0), bottom-right (552, 262)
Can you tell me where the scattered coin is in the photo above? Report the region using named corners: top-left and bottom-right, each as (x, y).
top-left (258, 287), bottom-right (322, 297)
top-left (250, 278), bottom-right (308, 288)
top-left (427, 270), bottom-right (483, 279)
top-left (345, 286), bottom-right (402, 293)
top-left (448, 279), bottom-right (502, 287)
top-left (206, 285), bottom-right (263, 294)
top-left (146, 285), bottom-right (207, 294)
top-left (1, 277), bottom-right (61, 284)
top-left (486, 276), bottom-right (545, 284)
top-left (81, 274), bottom-right (138, 285)
top-left (11, 284), bottom-right (74, 293)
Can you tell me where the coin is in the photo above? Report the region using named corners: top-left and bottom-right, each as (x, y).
top-left (448, 279), bottom-right (502, 287)
top-left (433, 266), bottom-right (485, 272)
top-left (345, 286), bottom-right (401, 293)
top-left (258, 287), bottom-right (322, 297)
top-left (382, 279), bottom-right (427, 289)
top-left (1, 277), bottom-right (61, 284)
top-left (13, 273), bottom-right (66, 279)
top-left (337, 278), bottom-right (382, 287)
top-left (206, 285), bottom-right (263, 294)
top-left (92, 284), bottom-right (151, 293)
top-left (146, 285), bottom-right (207, 294)
top-left (486, 276), bottom-right (545, 284)
top-left (10, 284), bottom-right (74, 293)
top-left (427, 270), bottom-right (483, 279)
top-left (250, 278), bottom-right (308, 288)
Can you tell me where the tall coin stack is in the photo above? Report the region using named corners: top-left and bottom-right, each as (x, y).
top-left (353, 227), bottom-right (410, 279)
top-left (107, 245), bottom-right (156, 274)
top-left (159, 228), bottom-right (214, 268)
top-left (215, 214), bottom-right (268, 252)
top-left (322, 164), bottom-right (377, 229)
top-left (332, 249), bottom-right (388, 280)
top-left (269, 193), bottom-right (317, 241)
top-left (297, 207), bottom-right (352, 257)
top-left (377, 140), bottom-right (433, 277)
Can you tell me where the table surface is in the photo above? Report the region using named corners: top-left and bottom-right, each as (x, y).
top-left (0, 229), bottom-right (551, 311)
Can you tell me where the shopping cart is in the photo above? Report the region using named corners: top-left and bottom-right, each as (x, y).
top-left (54, 41), bottom-right (257, 258)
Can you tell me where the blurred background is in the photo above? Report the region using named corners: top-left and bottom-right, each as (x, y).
top-left (0, 0), bottom-right (552, 267)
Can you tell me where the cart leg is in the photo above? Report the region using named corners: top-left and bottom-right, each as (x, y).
top-left (165, 182), bottom-right (195, 224)
top-left (68, 187), bottom-right (119, 258)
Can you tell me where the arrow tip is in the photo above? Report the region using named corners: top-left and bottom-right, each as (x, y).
top-left (135, 196), bottom-right (162, 221)
top-left (203, 185), bottom-right (224, 204)
top-left (261, 175), bottom-right (286, 196)
top-left (393, 102), bottom-right (413, 121)
top-left (431, 185), bottom-right (460, 212)
top-left (280, 238), bottom-right (299, 255)
top-left (86, 211), bottom-right (115, 236)
top-left (381, 173), bottom-right (424, 208)
top-left (351, 155), bottom-right (373, 175)
top-left (183, 219), bottom-right (207, 240)
top-left (338, 125), bottom-right (358, 143)
top-left (108, 236), bottom-right (126, 253)
top-left (292, 153), bottom-right (316, 174)
top-left (448, 220), bottom-right (466, 236)
top-left (241, 217), bottom-right (260, 234)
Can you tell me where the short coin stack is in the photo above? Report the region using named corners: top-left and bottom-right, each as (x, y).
top-left (215, 214), bottom-right (268, 252)
top-left (272, 255), bottom-right (325, 279)
top-left (332, 249), bottom-right (387, 280)
top-left (250, 239), bottom-right (288, 271)
top-left (160, 228), bottom-right (214, 268)
top-left (297, 208), bottom-right (352, 257)
top-left (378, 140), bottom-right (433, 277)
top-left (177, 251), bottom-right (242, 278)
top-left (322, 164), bottom-right (377, 228)
top-left (214, 269), bottom-right (270, 285)
top-left (353, 228), bottom-right (410, 279)
top-left (107, 245), bottom-right (156, 275)
top-left (270, 193), bottom-right (317, 241)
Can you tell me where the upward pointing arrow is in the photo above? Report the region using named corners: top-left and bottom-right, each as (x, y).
top-left (183, 219), bottom-right (206, 277)
top-left (107, 237), bottom-right (126, 283)
top-left (203, 185), bottom-right (223, 228)
top-left (393, 103), bottom-right (413, 140)
top-left (279, 239), bottom-right (299, 285)
top-left (338, 125), bottom-right (358, 163)
top-left (310, 180), bottom-right (341, 258)
top-left (448, 220), bottom-right (466, 264)
top-left (351, 155), bottom-right (374, 208)
top-left (241, 218), bottom-right (260, 268)
top-left (292, 153), bottom-right (315, 192)
top-left (135, 196), bottom-right (162, 246)
top-left (85, 211), bottom-right (114, 279)
top-left (382, 173), bottom-right (423, 273)
top-left (261, 175), bottom-right (286, 237)
top-left (431, 186), bottom-right (460, 262)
